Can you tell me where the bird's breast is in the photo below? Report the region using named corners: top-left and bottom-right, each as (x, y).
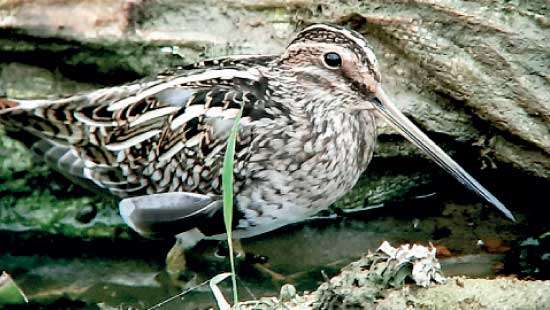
top-left (243, 108), bottom-right (377, 212)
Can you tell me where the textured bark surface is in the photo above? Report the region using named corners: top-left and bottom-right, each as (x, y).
top-left (0, 0), bottom-right (548, 234)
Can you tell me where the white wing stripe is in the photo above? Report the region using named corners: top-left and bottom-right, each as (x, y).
top-left (205, 107), bottom-right (224, 117)
top-left (185, 133), bottom-right (203, 147)
top-left (170, 105), bottom-right (205, 130)
top-left (74, 112), bottom-right (118, 127)
top-left (108, 68), bottom-right (262, 112)
top-left (158, 141), bottom-right (185, 162)
top-left (130, 106), bottom-right (180, 127)
top-left (105, 130), bottom-right (161, 151)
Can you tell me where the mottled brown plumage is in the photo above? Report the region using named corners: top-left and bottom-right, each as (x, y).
top-left (0, 24), bottom-right (513, 244)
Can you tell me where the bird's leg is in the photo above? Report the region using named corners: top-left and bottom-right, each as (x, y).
top-left (215, 239), bottom-right (245, 259)
top-left (215, 240), bottom-right (287, 283)
top-left (232, 239), bottom-right (246, 258)
top-left (244, 258), bottom-right (287, 284)
top-left (242, 251), bottom-right (288, 284)
top-left (165, 228), bottom-right (205, 284)
top-left (165, 239), bottom-right (187, 279)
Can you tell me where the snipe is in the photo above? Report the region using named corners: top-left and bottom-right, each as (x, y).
top-left (0, 24), bottom-right (514, 248)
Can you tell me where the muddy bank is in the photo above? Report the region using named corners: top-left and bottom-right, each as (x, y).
top-left (240, 276), bottom-right (550, 309)
top-left (235, 245), bottom-right (550, 309)
top-left (0, 200), bottom-right (543, 308)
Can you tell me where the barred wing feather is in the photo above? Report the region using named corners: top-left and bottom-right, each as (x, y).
top-left (0, 65), bottom-right (270, 198)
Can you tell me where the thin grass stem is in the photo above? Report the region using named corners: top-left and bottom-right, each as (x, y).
top-left (222, 104), bottom-right (244, 304)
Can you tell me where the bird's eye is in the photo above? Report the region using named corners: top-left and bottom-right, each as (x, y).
top-left (323, 52), bottom-right (342, 69)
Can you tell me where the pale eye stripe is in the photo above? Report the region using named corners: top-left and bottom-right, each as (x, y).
top-left (108, 68), bottom-right (261, 111)
top-left (129, 106), bottom-right (180, 128)
top-left (170, 105), bottom-right (205, 130)
top-left (105, 130), bottom-right (161, 151)
top-left (338, 28), bottom-right (376, 65)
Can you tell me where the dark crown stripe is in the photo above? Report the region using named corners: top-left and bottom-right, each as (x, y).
top-left (291, 24), bottom-right (377, 71)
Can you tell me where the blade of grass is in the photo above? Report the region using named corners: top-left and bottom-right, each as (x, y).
top-left (209, 273), bottom-right (232, 310)
top-left (147, 278), bottom-right (211, 310)
top-left (0, 272), bottom-right (28, 305)
top-left (222, 105), bottom-right (244, 305)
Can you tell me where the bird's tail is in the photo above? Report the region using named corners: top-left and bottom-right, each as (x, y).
top-left (0, 97), bottom-right (21, 114)
top-left (0, 97), bottom-right (23, 129)
top-left (0, 97), bottom-right (57, 116)
top-left (0, 94), bottom-right (95, 157)
top-left (0, 97), bottom-right (63, 138)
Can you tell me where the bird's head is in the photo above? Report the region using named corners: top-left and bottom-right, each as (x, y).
top-left (281, 23), bottom-right (381, 111)
top-left (280, 23), bottom-right (515, 221)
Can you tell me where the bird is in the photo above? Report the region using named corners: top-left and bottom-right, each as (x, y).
top-left (0, 24), bottom-right (514, 250)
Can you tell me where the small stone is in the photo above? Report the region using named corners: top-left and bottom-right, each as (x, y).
top-left (412, 218), bottom-right (420, 230)
top-left (75, 205), bottom-right (97, 224)
top-left (520, 238), bottom-right (540, 247)
top-left (482, 239), bottom-right (511, 254)
top-left (492, 262), bottom-right (505, 273)
top-left (455, 277), bottom-right (464, 287)
top-left (434, 244), bottom-right (452, 257)
top-left (279, 284), bottom-right (296, 302)
top-left (244, 252), bottom-right (270, 264)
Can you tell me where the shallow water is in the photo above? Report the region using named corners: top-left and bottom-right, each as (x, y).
top-left (1, 196), bottom-right (525, 309)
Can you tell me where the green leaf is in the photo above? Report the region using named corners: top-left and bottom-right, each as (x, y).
top-left (221, 105), bottom-right (244, 305)
top-left (0, 272), bottom-right (28, 305)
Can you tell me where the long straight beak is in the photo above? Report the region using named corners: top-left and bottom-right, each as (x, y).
top-left (372, 86), bottom-right (515, 221)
